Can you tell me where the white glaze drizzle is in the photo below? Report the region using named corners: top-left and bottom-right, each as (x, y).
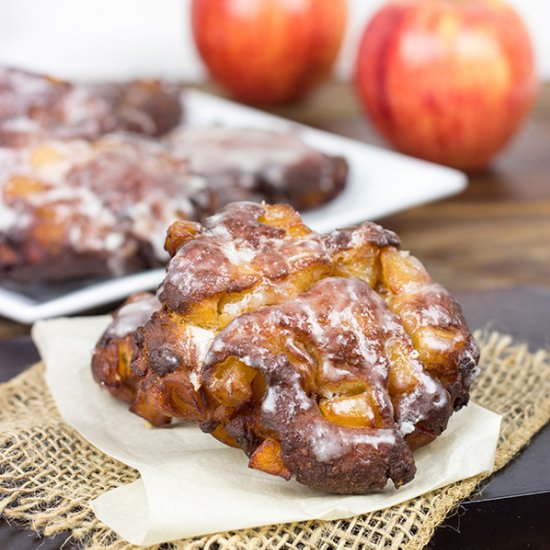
top-left (107, 294), bottom-right (161, 338)
top-left (309, 423), bottom-right (396, 463)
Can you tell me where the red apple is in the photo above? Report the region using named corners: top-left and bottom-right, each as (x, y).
top-left (355, 0), bottom-right (537, 170)
top-left (191, 0), bottom-right (347, 104)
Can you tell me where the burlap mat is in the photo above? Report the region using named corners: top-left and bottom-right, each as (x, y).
top-left (1, 331), bottom-right (549, 550)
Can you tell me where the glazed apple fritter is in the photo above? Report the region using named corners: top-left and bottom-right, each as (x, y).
top-left (166, 127), bottom-right (348, 211)
top-left (0, 65), bottom-right (183, 147)
top-left (92, 202), bottom-right (479, 493)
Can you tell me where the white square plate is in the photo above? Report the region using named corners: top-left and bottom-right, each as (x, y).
top-left (0, 90), bottom-right (467, 324)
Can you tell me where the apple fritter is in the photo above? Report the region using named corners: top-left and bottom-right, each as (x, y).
top-left (92, 201), bottom-right (479, 494)
top-left (0, 65), bottom-right (183, 147)
top-left (166, 127), bottom-right (348, 211)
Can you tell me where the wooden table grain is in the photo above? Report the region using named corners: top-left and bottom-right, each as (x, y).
top-left (1, 81), bottom-right (549, 339)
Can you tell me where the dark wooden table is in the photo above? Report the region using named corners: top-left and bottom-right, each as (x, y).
top-left (1, 80), bottom-right (549, 338)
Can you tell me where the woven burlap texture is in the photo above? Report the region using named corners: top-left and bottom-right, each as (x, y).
top-left (1, 331), bottom-right (549, 550)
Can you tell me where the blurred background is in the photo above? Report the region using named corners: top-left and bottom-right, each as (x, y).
top-left (0, 0), bottom-right (548, 82)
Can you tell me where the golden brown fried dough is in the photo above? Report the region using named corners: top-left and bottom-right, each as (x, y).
top-left (92, 202), bottom-right (479, 493)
